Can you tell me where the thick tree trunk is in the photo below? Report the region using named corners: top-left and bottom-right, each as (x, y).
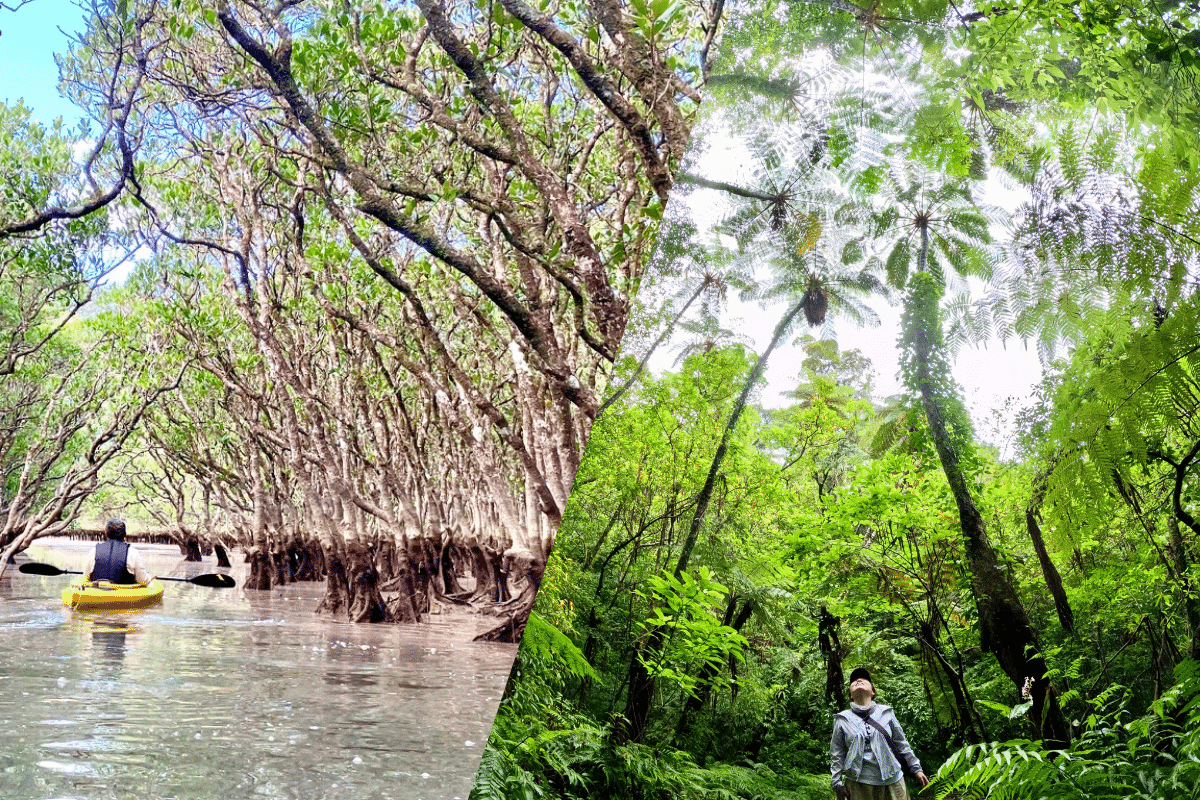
top-left (301, 538), bottom-right (325, 581)
top-left (412, 536), bottom-right (450, 607)
top-left (181, 537), bottom-right (203, 562)
top-left (919, 344), bottom-right (1069, 745)
top-left (373, 536), bottom-right (423, 622)
top-left (484, 545), bottom-right (512, 603)
top-left (376, 534), bottom-right (403, 581)
top-left (343, 539), bottom-right (392, 623)
top-left (907, 237), bottom-right (1070, 746)
top-left (466, 545), bottom-right (500, 602)
top-left (214, 543), bottom-right (232, 569)
top-left (473, 547), bottom-right (545, 643)
top-left (440, 541), bottom-right (467, 595)
top-left (272, 548), bottom-right (292, 584)
top-left (247, 547), bottom-right (273, 591)
top-left (316, 539), bottom-right (351, 617)
top-left (408, 538), bottom-right (432, 615)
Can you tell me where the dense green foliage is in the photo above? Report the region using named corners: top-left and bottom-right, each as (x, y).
top-left (935, 660), bottom-right (1200, 799)
top-left (476, 0), bottom-right (1200, 796)
top-left (0, 99), bottom-right (171, 559)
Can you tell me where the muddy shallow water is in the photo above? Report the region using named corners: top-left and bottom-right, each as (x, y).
top-left (1, 538), bottom-right (517, 800)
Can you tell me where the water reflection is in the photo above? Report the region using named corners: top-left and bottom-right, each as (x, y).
top-left (323, 670), bottom-right (379, 688)
top-left (2, 539), bottom-right (517, 800)
top-left (89, 619), bottom-right (138, 666)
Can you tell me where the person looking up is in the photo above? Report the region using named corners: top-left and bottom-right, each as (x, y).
top-left (830, 667), bottom-right (929, 800)
top-left (85, 519), bottom-right (155, 586)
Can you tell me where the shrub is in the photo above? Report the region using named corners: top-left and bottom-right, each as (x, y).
top-left (932, 660), bottom-right (1200, 800)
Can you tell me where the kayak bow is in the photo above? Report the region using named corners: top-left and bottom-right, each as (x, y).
top-left (62, 578), bottom-right (166, 610)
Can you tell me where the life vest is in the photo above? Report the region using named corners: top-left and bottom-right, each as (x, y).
top-left (92, 540), bottom-right (136, 584)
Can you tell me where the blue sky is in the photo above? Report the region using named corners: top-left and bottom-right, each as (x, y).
top-left (1, 0), bottom-right (88, 126)
top-left (2, 0), bottom-right (139, 283)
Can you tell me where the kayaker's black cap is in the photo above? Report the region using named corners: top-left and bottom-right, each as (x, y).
top-left (105, 519), bottom-right (127, 540)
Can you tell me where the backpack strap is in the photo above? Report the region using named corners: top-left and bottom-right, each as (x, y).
top-left (862, 715), bottom-right (915, 777)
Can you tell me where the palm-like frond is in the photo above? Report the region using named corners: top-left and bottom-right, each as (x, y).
top-left (671, 314), bottom-right (754, 366)
top-left (708, 126), bottom-right (846, 248)
top-left (932, 660), bottom-right (1200, 800)
top-left (955, 120), bottom-right (1200, 361)
top-left (745, 213), bottom-right (887, 344)
top-left (863, 164), bottom-right (1004, 364)
top-left (1036, 293), bottom-right (1200, 551)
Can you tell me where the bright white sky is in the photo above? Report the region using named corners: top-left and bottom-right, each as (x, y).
top-left (719, 286), bottom-right (1045, 454)
top-left (649, 132), bottom-right (1045, 456)
top-left (649, 261), bottom-right (1045, 456)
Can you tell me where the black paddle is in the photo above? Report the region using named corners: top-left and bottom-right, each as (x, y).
top-left (18, 562), bottom-right (237, 588)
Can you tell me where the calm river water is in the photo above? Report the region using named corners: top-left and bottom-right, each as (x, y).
top-left (1, 538), bottom-right (517, 800)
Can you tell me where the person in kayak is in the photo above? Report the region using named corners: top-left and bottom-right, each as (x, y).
top-left (84, 519), bottom-right (155, 586)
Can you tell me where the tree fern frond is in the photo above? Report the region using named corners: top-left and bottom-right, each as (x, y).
top-left (936, 666), bottom-right (1200, 799)
top-left (520, 612), bottom-right (598, 683)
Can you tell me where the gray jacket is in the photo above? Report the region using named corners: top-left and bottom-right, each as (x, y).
top-left (830, 703), bottom-right (922, 789)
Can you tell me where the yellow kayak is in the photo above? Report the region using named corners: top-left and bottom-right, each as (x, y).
top-left (62, 579), bottom-right (165, 610)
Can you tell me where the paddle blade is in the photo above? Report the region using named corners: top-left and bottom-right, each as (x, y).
top-left (18, 563), bottom-right (70, 576)
top-left (190, 573), bottom-right (236, 588)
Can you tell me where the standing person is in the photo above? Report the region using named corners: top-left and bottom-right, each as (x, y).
top-left (830, 667), bottom-right (930, 800)
top-left (85, 519), bottom-right (155, 586)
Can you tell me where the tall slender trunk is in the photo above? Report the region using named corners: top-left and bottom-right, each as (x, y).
top-left (674, 595), bottom-right (753, 740)
top-left (1027, 469), bottom-right (1075, 634)
top-left (1160, 440), bottom-right (1200, 660)
top-left (246, 452), bottom-right (273, 590)
top-left (1167, 516), bottom-right (1200, 661)
top-left (620, 300), bottom-right (806, 744)
top-left (597, 275), bottom-right (715, 418)
top-left (674, 301), bottom-right (807, 577)
top-left (908, 227), bottom-right (1070, 746)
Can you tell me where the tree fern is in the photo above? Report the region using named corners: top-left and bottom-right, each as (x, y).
top-left (1038, 294), bottom-right (1200, 550)
top-left (703, 760), bottom-right (830, 800)
top-left (470, 743), bottom-right (545, 800)
top-left (520, 612), bottom-right (598, 683)
top-left (932, 660), bottom-right (1200, 800)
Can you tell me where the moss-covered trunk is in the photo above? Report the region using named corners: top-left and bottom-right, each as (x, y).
top-left (906, 237), bottom-right (1070, 746)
